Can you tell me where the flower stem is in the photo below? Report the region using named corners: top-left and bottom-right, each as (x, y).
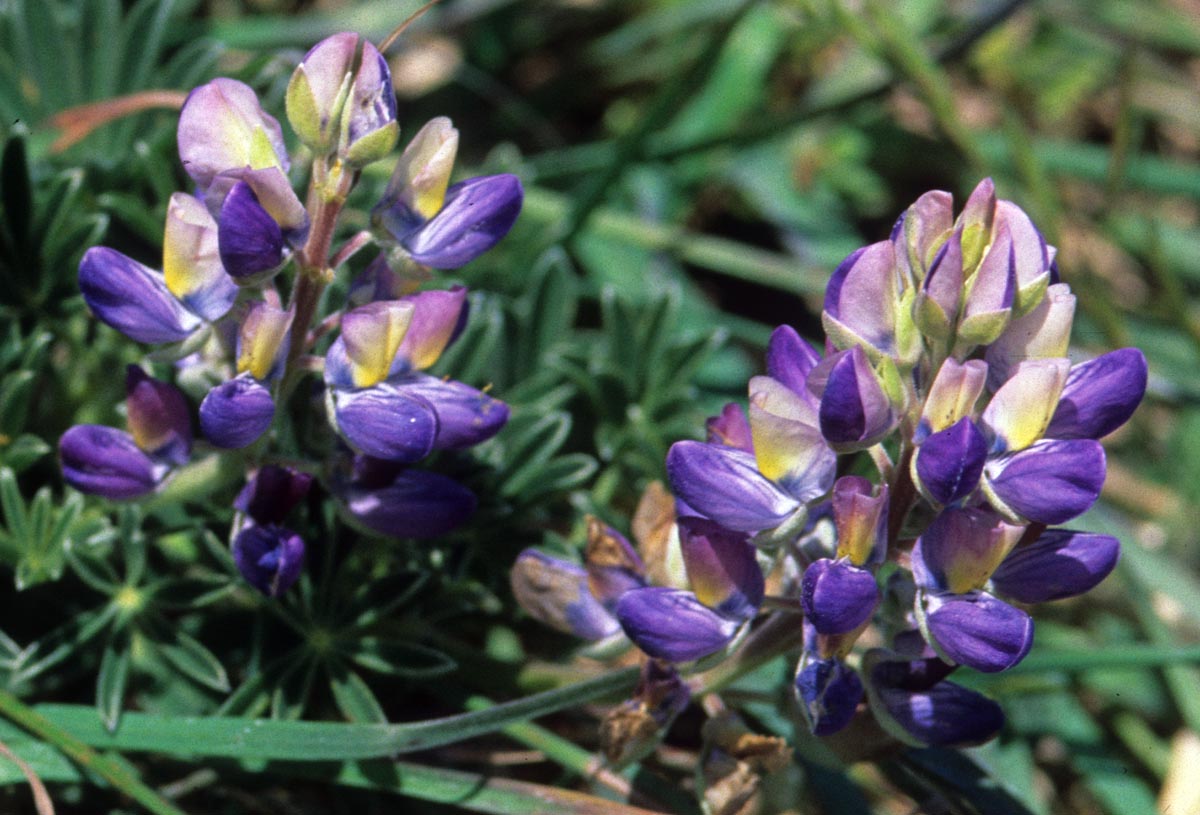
top-left (0, 688), bottom-right (187, 815)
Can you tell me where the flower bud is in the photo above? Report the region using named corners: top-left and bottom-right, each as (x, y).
top-left (341, 467), bottom-right (477, 540)
top-left (510, 549), bottom-right (619, 640)
top-left (59, 425), bottom-right (159, 499)
top-left (816, 346), bottom-right (897, 452)
top-left (125, 366), bottom-right (192, 465)
top-left (233, 524), bottom-right (305, 597)
top-left (286, 32), bottom-right (357, 152)
top-left (795, 653), bottom-right (864, 736)
top-left (235, 465), bottom-right (313, 525)
top-left (199, 373), bottom-right (275, 449)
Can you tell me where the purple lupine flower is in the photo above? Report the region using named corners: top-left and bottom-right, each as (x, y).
top-left (813, 345), bottom-right (898, 452)
top-left (910, 507), bottom-right (1032, 673)
top-left (862, 648), bottom-right (1004, 747)
top-left (800, 476), bottom-right (887, 635)
top-left (615, 517), bottom-right (763, 663)
top-left (233, 524), bottom-right (305, 597)
top-left (199, 302), bottom-right (292, 449)
top-left (59, 367), bottom-right (193, 499)
top-left (78, 194), bottom-right (237, 345)
top-left (666, 328), bottom-right (835, 534)
top-left (230, 465), bottom-right (312, 596)
top-left (217, 182), bottom-right (285, 281)
top-left (325, 288), bottom-right (507, 461)
top-left (795, 619), bottom-right (866, 736)
top-left (510, 512), bottom-right (656, 642)
top-left (372, 118), bottom-right (523, 269)
top-left (511, 549), bottom-right (623, 641)
top-left (336, 459), bottom-right (479, 539)
top-left (234, 465), bottom-right (313, 525)
top-left (178, 78), bottom-right (309, 281)
top-left (909, 350), bottom-right (1144, 523)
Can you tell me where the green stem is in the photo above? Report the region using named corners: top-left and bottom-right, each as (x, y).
top-left (464, 695), bottom-right (636, 801)
top-left (555, 0), bottom-right (758, 245)
top-left (34, 667), bottom-right (640, 761)
top-left (0, 688), bottom-right (187, 815)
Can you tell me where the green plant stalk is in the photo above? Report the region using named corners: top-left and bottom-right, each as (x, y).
top-left (522, 187), bottom-right (827, 298)
top-left (1120, 563), bottom-right (1200, 733)
top-left (261, 757), bottom-right (666, 815)
top-left (858, 0), bottom-right (986, 170)
top-left (555, 0), bottom-right (758, 245)
top-left (462, 694), bottom-right (647, 805)
top-left (34, 666), bottom-right (640, 761)
top-left (0, 688), bottom-right (187, 815)
top-left (528, 2), bottom-right (1027, 181)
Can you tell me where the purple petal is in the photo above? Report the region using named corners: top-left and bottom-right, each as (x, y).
top-left (801, 558), bottom-right (879, 634)
top-left (766, 324), bottom-right (821, 396)
top-left (400, 175), bottom-right (524, 268)
top-left (124, 366), bottom-right (192, 465)
top-left (986, 439), bottom-right (1106, 524)
top-left (665, 441), bottom-right (801, 533)
top-left (922, 592), bottom-right (1033, 672)
top-left (818, 346), bottom-right (896, 450)
top-left (59, 425), bottom-right (159, 499)
top-left (233, 524), bottom-right (305, 597)
top-left (866, 653), bottom-right (1004, 746)
top-left (398, 374), bottom-right (509, 450)
top-left (677, 516), bottom-right (763, 621)
top-left (706, 403), bottom-right (753, 452)
top-left (915, 417), bottom-right (986, 505)
top-left (1045, 348), bottom-right (1148, 440)
top-left (795, 656), bottom-right (864, 736)
top-left (615, 587), bottom-right (740, 662)
top-left (342, 469), bottom-right (477, 540)
top-left (510, 549), bottom-right (620, 640)
top-left (916, 229), bottom-right (963, 335)
top-left (78, 247), bottom-right (198, 344)
top-left (218, 181), bottom-right (284, 281)
top-left (344, 39), bottom-right (398, 159)
top-left (234, 465), bottom-right (313, 525)
top-left (199, 374), bottom-right (275, 449)
top-left (822, 241), bottom-right (898, 355)
top-left (332, 385), bottom-right (438, 463)
top-left (991, 529), bottom-right (1120, 603)
top-left (896, 190), bottom-right (954, 280)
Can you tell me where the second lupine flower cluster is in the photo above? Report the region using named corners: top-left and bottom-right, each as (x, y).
top-left (513, 179), bottom-right (1146, 750)
top-left (60, 32), bottom-right (523, 596)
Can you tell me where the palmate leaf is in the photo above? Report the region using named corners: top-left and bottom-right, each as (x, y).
top-left (348, 638), bottom-right (457, 679)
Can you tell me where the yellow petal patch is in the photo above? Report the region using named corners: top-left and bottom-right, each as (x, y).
top-left (342, 301), bottom-right (414, 388)
top-left (238, 304), bottom-right (294, 380)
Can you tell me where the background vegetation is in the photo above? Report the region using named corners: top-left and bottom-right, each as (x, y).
top-left (0, 0), bottom-right (1197, 812)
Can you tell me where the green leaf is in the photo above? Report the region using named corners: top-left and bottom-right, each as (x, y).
top-left (0, 433), bottom-right (51, 473)
top-left (38, 666), bottom-right (639, 760)
top-left (146, 621), bottom-right (230, 694)
top-left (329, 664), bottom-right (388, 724)
top-left (348, 638), bottom-right (457, 679)
top-left (96, 632), bottom-right (131, 733)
